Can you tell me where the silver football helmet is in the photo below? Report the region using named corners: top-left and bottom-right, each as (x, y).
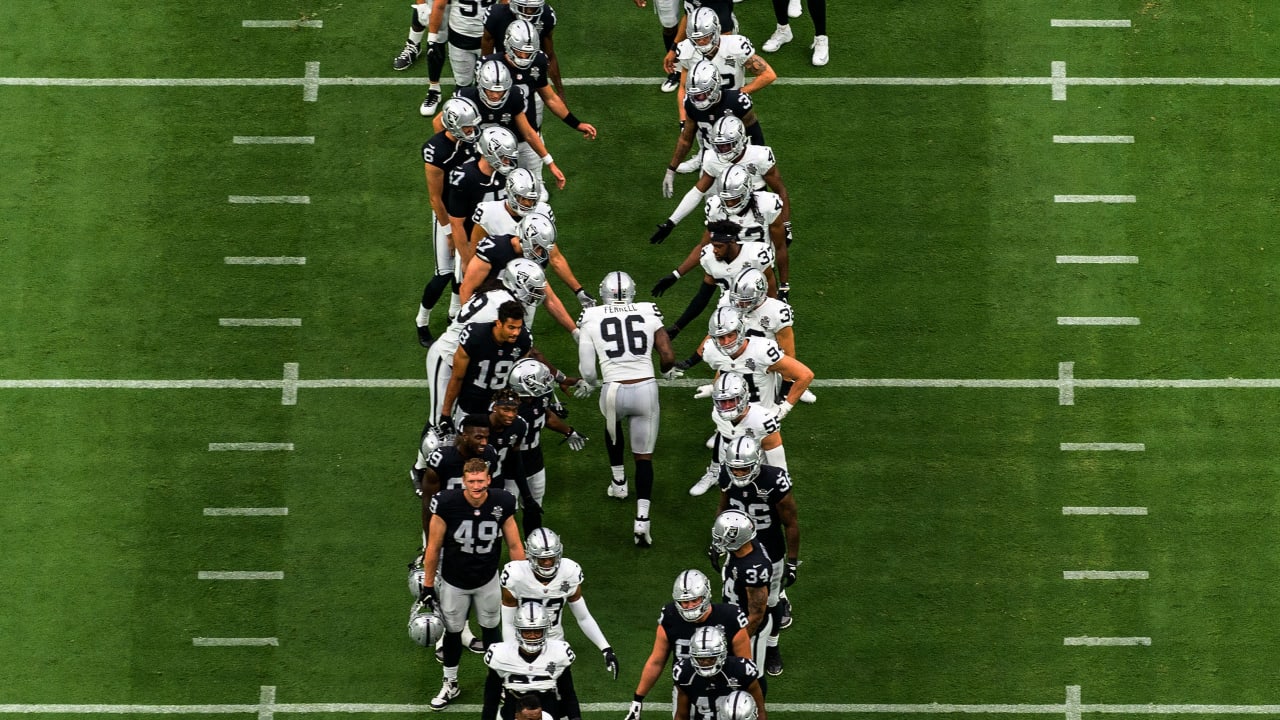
top-left (708, 306), bottom-right (746, 357)
top-left (711, 508), bottom-right (756, 553)
top-left (598, 271), bottom-right (637, 305)
top-left (688, 625), bottom-right (728, 677)
top-left (512, 0), bottom-right (544, 21)
top-left (728, 267), bottom-right (768, 313)
top-left (686, 60), bottom-right (723, 111)
top-left (718, 164), bottom-right (754, 214)
top-left (710, 115), bottom-right (747, 164)
top-left (672, 569), bottom-right (713, 622)
top-left (499, 257), bottom-right (548, 305)
top-left (722, 436), bottom-right (763, 487)
top-left (407, 552), bottom-right (426, 597)
top-left (505, 168), bottom-right (542, 217)
top-left (439, 96), bottom-right (481, 143)
top-left (514, 601), bottom-right (551, 653)
top-left (518, 211), bottom-right (556, 263)
top-left (508, 357), bottom-right (556, 397)
top-left (420, 426), bottom-right (449, 460)
top-left (408, 601), bottom-right (445, 647)
top-left (478, 125), bottom-right (520, 175)
top-left (717, 692), bottom-right (759, 720)
top-left (687, 7), bottom-right (722, 57)
top-left (526, 527), bottom-right (563, 579)
top-left (476, 59), bottom-right (513, 109)
top-left (505, 19), bottom-right (540, 69)
top-left (711, 371), bottom-right (751, 422)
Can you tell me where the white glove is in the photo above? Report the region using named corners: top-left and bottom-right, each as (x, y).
top-left (662, 366), bottom-right (684, 381)
top-left (662, 169), bottom-right (676, 198)
top-left (777, 400), bottom-right (795, 420)
top-left (624, 700), bottom-right (643, 720)
top-left (693, 384), bottom-right (713, 399)
top-left (572, 379), bottom-right (594, 398)
top-left (564, 428), bottom-right (588, 451)
top-left (571, 328), bottom-right (581, 343)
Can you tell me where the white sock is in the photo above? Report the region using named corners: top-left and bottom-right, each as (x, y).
top-left (637, 499), bottom-right (650, 519)
top-left (767, 634), bottom-right (779, 647)
top-left (443, 665), bottom-right (459, 682)
top-left (416, 304), bottom-right (431, 327)
top-left (611, 465), bottom-right (625, 482)
top-left (409, 29), bottom-right (425, 45)
top-left (447, 292), bottom-right (460, 320)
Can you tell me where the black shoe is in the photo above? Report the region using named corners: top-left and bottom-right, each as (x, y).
top-left (394, 40), bottom-right (420, 71)
top-left (417, 324), bottom-right (435, 348)
top-left (467, 637), bottom-right (485, 654)
top-left (778, 597), bottom-right (793, 629)
top-left (765, 645), bottom-right (783, 676)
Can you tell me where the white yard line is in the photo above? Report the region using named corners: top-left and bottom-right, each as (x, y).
top-left (203, 508), bottom-right (288, 516)
top-left (232, 136), bottom-right (315, 145)
top-left (281, 363), bottom-right (299, 405)
top-left (1057, 317), bottom-right (1140, 325)
top-left (258, 687), bottom-right (276, 720)
top-left (208, 443), bottom-right (294, 451)
top-left (303, 62), bottom-right (320, 102)
top-left (1064, 636), bottom-right (1151, 646)
top-left (197, 571), bottom-right (284, 580)
top-left (1062, 507), bottom-right (1148, 515)
top-left (224, 257), bottom-right (307, 265)
top-left (1051, 19), bottom-right (1132, 28)
top-left (1058, 362), bottom-right (1075, 406)
top-left (192, 637), bottom-right (279, 646)
top-left (219, 318), bottom-right (302, 327)
top-left (1063, 570), bottom-right (1149, 580)
top-left (1056, 256), bottom-right (1139, 264)
top-left (1060, 443), bottom-right (1145, 451)
top-left (1052, 61), bottom-right (1068, 100)
top-left (1054, 195), bottom-right (1137, 203)
top-left (227, 196), bottom-right (310, 204)
top-left (1053, 135), bottom-right (1134, 144)
top-left (242, 20), bottom-right (322, 28)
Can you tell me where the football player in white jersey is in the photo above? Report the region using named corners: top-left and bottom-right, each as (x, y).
top-left (652, 220), bottom-right (777, 342)
top-left (573, 272), bottom-right (679, 545)
top-left (500, 528), bottom-right (621, 678)
top-left (482, 602), bottom-right (580, 720)
top-left (688, 371), bottom-right (785, 496)
top-left (421, 0), bottom-right (501, 113)
top-left (722, 268), bottom-right (814, 403)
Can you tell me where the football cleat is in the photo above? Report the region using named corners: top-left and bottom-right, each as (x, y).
top-left (811, 35), bottom-right (829, 66)
top-left (689, 464), bottom-right (719, 496)
top-left (429, 680), bottom-right (459, 711)
top-left (761, 24), bottom-right (794, 53)
top-left (468, 637), bottom-right (486, 654)
top-left (778, 596), bottom-right (793, 629)
top-left (800, 389), bottom-right (817, 404)
top-left (634, 518), bottom-right (652, 547)
top-left (661, 71), bottom-right (681, 93)
top-left (607, 479), bottom-right (629, 499)
top-left (394, 40), bottom-right (420, 71)
top-left (765, 645), bottom-right (783, 676)
top-left (419, 88), bottom-right (442, 117)
top-left (417, 324), bottom-right (435, 348)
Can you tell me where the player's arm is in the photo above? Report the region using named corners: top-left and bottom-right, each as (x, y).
top-left (500, 580), bottom-right (519, 643)
top-left (674, 687), bottom-right (692, 720)
top-left (425, 163), bottom-right (451, 230)
top-left (577, 322), bottom-right (600, 386)
top-left (541, 32), bottom-right (566, 98)
top-left (741, 54), bottom-right (777, 95)
top-left (667, 118), bottom-right (698, 175)
top-left (467, 221), bottom-right (490, 266)
top-left (544, 408), bottom-right (573, 435)
top-left (654, 326), bottom-right (677, 373)
top-left (542, 284), bottom-right (581, 336)
top-left (537, 85), bottom-right (597, 139)
top-left (774, 324), bottom-right (796, 358)
top-left (746, 679), bottom-right (768, 720)
top-left (742, 110), bottom-right (764, 145)
top-left (458, 255), bottom-right (493, 304)
top-left (481, 667), bottom-right (503, 720)
top-left (441, 346), bottom-right (471, 422)
top-left (512, 113), bottom-right (567, 189)
top-left (761, 165), bottom-right (791, 223)
top-left (778, 491), bottom-right (800, 562)
top-left (501, 514), bottom-right (526, 560)
top-left (421, 513), bottom-right (446, 591)
top-left (547, 247), bottom-right (587, 296)
top-left (768, 354), bottom-right (814, 407)
top-left (663, 16), bottom-right (688, 74)
top-left (730, 627), bottom-right (752, 659)
top-left (768, 216), bottom-right (789, 287)
top-left (568, 592), bottom-right (611, 652)
top-left (634, 625), bottom-right (672, 698)
top-left (743, 583), bottom-right (769, 636)
top-left (432, 112), bottom-right (445, 134)
top-left (426, 0), bottom-right (447, 33)
top-left (422, 466), bottom-right (443, 503)
top-left (716, 489), bottom-right (729, 515)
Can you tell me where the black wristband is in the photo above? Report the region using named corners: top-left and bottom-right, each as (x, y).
top-left (634, 694), bottom-right (646, 703)
top-left (667, 164), bottom-right (677, 172)
top-left (573, 286), bottom-right (584, 294)
top-left (562, 112), bottom-right (581, 128)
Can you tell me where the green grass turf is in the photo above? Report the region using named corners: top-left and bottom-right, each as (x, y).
top-left (5, 0), bottom-right (1280, 715)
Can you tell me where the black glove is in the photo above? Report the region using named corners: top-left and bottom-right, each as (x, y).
top-left (778, 283), bottom-right (791, 304)
top-left (426, 40), bottom-right (446, 64)
top-left (548, 398), bottom-right (568, 419)
top-left (417, 583), bottom-right (438, 609)
top-left (410, 467), bottom-right (425, 497)
top-left (784, 559), bottom-right (800, 587)
top-left (665, 324), bottom-right (682, 342)
top-left (436, 415), bottom-right (454, 436)
top-left (706, 543), bottom-right (722, 573)
top-left (784, 220), bottom-right (794, 247)
top-left (650, 220), bottom-right (676, 244)
top-left (651, 271), bottom-right (680, 297)
top-left (602, 647), bottom-right (620, 679)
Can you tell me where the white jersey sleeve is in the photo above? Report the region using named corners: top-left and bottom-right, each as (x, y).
top-left (704, 144), bottom-right (775, 190)
top-left (674, 40), bottom-right (701, 73)
top-left (579, 303), bottom-right (665, 383)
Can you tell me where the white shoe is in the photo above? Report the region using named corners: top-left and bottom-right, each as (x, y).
top-left (607, 479), bottom-right (629, 499)
top-left (761, 24), bottom-right (793, 53)
top-left (811, 35), bottom-right (829, 66)
top-left (705, 433), bottom-right (717, 449)
top-left (660, 71), bottom-right (680, 93)
top-left (419, 87), bottom-right (442, 117)
top-left (634, 518), bottom-right (652, 546)
top-left (800, 389), bottom-right (817, 404)
top-left (787, 0), bottom-right (802, 17)
top-left (676, 157), bottom-right (701, 174)
top-left (430, 681), bottom-right (459, 711)
top-left (689, 465), bottom-right (719, 496)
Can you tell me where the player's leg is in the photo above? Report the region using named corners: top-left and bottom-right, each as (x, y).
top-left (420, 19), bottom-right (451, 115)
top-left (627, 380), bottom-right (660, 545)
top-left (416, 211), bottom-right (457, 347)
top-left (449, 44), bottom-right (479, 88)
top-left (764, 557), bottom-right (785, 676)
top-left (431, 577), bottom-right (468, 709)
top-left (654, 0), bottom-right (681, 92)
top-left (600, 382), bottom-right (629, 498)
top-left (394, 4), bottom-right (428, 71)
top-left (690, 431), bottom-right (721, 496)
top-left (760, 0), bottom-right (795, 54)
top-left (425, 343), bottom-right (453, 426)
top-left (808, 0), bottom-right (829, 66)
top-left (473, 573), bottom-right (504, 648)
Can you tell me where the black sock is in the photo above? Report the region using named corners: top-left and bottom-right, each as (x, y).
top-left (769, 0), bottom-right (788, 25)
top-left (606, 421), bottom-right (625, 467)
top-left (810, 0), bottom-right (827, 34)
top-left (481, 625), bottom-right (502, 648)
top-left (421, 273), bottom-right (452, 311)
top-left (662, 25), bottom-right (678, 54)
top-left (635, 458), bottom-right (654, 501)
top-left (442, 631), bottom-right (463, 666)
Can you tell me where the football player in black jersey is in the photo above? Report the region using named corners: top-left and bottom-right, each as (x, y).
top-left (672, 626), bottom-right (766, 720)
top-left (481, 0), bottom-right (565, 99)
top-left (415, 413), bottom-right (500, 500)
top-left (708, 510), bottom-right (775, 685)
top-left (420, 459), bottom-right (526, 711)
top-left (433, 60), bottom-right (567, 190)
top-left (665, 60), bottom-right (763, 184)
top-left (508, 358), bottom-right (588, 509)
top-left (716, 437), bottom-right (799, 677)
top-left (448, 126), bottom-right (519, 265)
top-left (487, 389), bottom-right (540, 531)
top-left (444, 305), bottom-right (533, 421)
top-left (626, 569), bottom-right (751, 720)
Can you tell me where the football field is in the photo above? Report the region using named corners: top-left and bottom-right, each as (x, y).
top-left (5, 1), bottom-right (1280, 718)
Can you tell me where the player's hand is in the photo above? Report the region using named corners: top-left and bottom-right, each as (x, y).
top-left (662, 171), bottom-right (676, 199)
top-left (602, 647), bottom-right (620, 679)
top-left (578, 123), bottom-right (599, 140)
top-left (436, 415), bottom-right (454, 437)
top-left (783, 220), bottom-right (794, 247)
top-left (572, 380), bottom-right (595, 399)
top-left (662, 366), bottom-right (684, 381)
top-left (417, 583), bottom-right (437, 609)
top-left (784, 559), bottom-right (800, 587)
top-left (777, 400), bottom-right (795, 420)
top-left (651, 219), bottom-right (676, 244)
top-left (426, 40), bottom-right (446, 65)
top-left (625, 700), bottom-right (643, 720)
top-left (693, 384), bottom-right (713, 399)
top-left (576, 288), bottom-right (597, 309)
top-left (549, 398), bottom-right (569, 419)
top-left (563, 428), bottom-right (588, 451)
top-left (651, 271), bottom-right (680, 297)
top-left (410, 467), bottom-right (425, 497)
top-left (632, 0), bottom-right (646, 7)
top-left (665, 324), bottom-right (682, 341)
top-left (706, 543), bottom-right (722, 573)
top-left (549, 163), bottom-right (567, 190)
top-left (778, 282), bottom-right (791, 304)
top-left (663, 51), bottom-right (677, 75)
